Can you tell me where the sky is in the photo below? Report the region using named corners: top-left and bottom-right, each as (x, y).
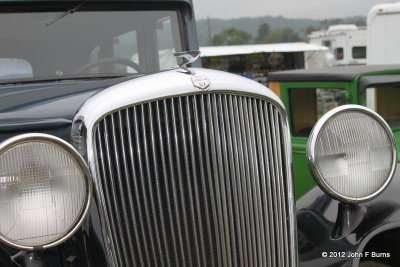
top-left (193, 0), bottom-right (396, 20)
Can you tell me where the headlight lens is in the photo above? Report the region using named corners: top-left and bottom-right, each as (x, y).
top-left (0, 134), bottom-right (91, 250)
top-left (307, 105), bottom-right (397, 203)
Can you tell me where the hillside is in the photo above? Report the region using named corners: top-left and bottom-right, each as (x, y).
top-left (196, 15), bottom-right (366, 46)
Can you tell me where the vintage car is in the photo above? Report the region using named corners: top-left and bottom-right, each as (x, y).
top-left (268, 65), bottom-right (400, 198)
top-left (0, 1), bottom-right (399, 267)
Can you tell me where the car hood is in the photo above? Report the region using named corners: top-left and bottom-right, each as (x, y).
top-left (0, 76), bottom-right (141, 139)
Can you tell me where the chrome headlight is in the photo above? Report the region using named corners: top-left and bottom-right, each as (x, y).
top-left (307, 105), bottom-right (397, 203)
top-left (0, 133), bottom-right (91, 250)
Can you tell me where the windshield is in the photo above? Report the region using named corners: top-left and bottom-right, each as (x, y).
top-left (0, 8), bottom-right (183, 82)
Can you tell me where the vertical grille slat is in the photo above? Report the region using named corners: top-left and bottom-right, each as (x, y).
top-left (253, 99), bottom-right (269, 267)
top-left (199, 94), bottom-right (223, 266)
top-left (208, 94), bottom-right (230, 267)
top-left (140, 104), bottom-right (164, 267)
top-left (101, 119), bottom-right (129, 266)
top-left (95, 129), bottom-right (124, 267)
top-left (258, 102), bottom-right (275, 267)
top-left (228, 95), bottom-right (249, 267)
top-left (110, 113), bottom-right (136, 266)
top-left (222, 95), bottom-right (244, 267)
top-left (148, 103), bottom-right (172, 267)
top-left (178, 97), bottom-right (201, 266)
top-left (185, 96), bottom-right (207, 267)
top-left (155, 101), bottom-right (180, 266)
top-left (133, 107), bottom-right (159, 266)
top-left (170, 98), bottom-right (194, 267)
top-left (163, 99), bottom-right (186, 266)
top-left (268, 104), bottom-right (285, 266)
top-left (247, 98), bottom-right (265, 267)
top-left (93, 93), bottom-right (295, 267)
top-left (193, 95), bottom-right (215, 266)
top-left (232, 96), bottom-right (252, 267)
top-left (216, 94), bottom-right (237, 267)
top-left (238, 96), bottom-right (257, 267)
top-left (123, 108), bottom-right (149, 267)
top-left (274, 109), bottom-right (291, 267)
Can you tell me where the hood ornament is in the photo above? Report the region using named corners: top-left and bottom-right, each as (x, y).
top-left (174, 50), bottom-right (201, 73)
top-left (174, 50), bottom-right (210, 90)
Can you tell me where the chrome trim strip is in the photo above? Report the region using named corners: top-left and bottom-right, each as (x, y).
top-left (0, 133), bottom-right (92, 251)
top-left (274, 108), bottom-right (290, 266)
top-left (75, 68), bottom-right (283, 130)
top-left (307, 104), bottom-right (398, 204)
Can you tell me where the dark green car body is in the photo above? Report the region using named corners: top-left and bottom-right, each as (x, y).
top-left (268, 65), bottom-right (400, 198)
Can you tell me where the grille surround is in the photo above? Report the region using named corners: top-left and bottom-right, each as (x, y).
top-left (73, 69), bottom-right (297, 267)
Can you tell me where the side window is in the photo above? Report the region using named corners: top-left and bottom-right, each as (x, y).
top-left (334, 47), bottom-right (344, 60)
top-left (156, 17), bottom-right (181, 70)
top-left (322, 40), bottom-right (331, 48)
top-left (352, 46), bottom-right (366, 59)
top-left (289, 88), bottom-right (348, 137)
top-left (361, 86), bottom-right (400, 128)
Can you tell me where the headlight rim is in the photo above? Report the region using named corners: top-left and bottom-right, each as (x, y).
top-left (0, 133), bottom-right (92, 251)
top-left (307, 104), bottom-right (397, 204)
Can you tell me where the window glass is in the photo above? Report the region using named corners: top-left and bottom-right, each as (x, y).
top-left (289, 88), bottom-right (348, 137)
top-left (361, 86), bottom-right (400, 128)
top-left (113, 30), bottom-right (139, 73)
top-left (0, 58), bottom-right (32, 79)
top-left (352, 46), bottom-right (366, 59)
top-left (156, 17), bottom-right (180, 70)
top-left (334, 47), bottom-right (344, 60)
top-left (0, 10), bottom-right (183, 82)
top-left (322, 40), bottom-right (331, 48)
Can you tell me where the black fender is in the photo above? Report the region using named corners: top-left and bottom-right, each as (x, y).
top-left (297, 163), bottom-right (400, 266)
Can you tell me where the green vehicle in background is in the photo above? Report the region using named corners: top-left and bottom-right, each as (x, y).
top-left (268, 65), bottom-right (400, 198)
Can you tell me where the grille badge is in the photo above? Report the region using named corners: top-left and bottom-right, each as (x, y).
top-left (191, 73), bottom-right (210, 90)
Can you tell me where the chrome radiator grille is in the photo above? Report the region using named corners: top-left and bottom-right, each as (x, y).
top-left (93, 93), bottom-right (295, 267)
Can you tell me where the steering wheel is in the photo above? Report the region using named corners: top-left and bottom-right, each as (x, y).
top-left (73, 57), bottom-right (145, 74)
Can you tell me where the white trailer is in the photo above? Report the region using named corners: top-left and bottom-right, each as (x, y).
top-left (308, 24), bottom-right (367, 66)
top-left (367, 2), bottom-right (400, 64)
top-left (199, 42), bottom-right (331, 85)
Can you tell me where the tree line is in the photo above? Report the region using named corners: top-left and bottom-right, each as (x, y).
top-left (205, 18), bottom-right (366, 46)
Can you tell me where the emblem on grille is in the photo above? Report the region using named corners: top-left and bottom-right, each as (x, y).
top-left (191, 73), bottom-right (210, 90)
